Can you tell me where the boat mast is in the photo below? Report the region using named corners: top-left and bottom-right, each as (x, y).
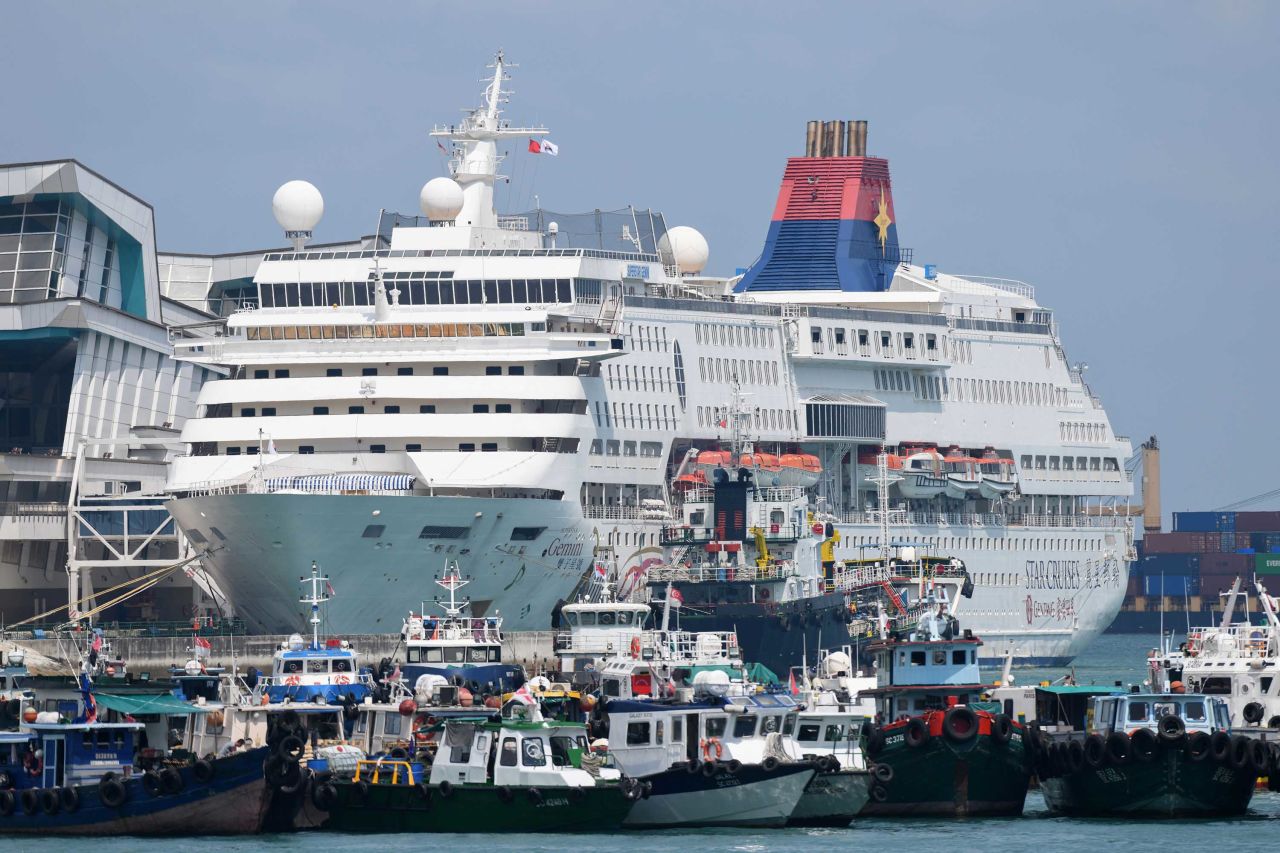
top-left (300, 561), bottom-right (332, 650)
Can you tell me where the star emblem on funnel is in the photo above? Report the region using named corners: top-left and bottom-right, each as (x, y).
top-left (874, 187), bottom-right (893, 254)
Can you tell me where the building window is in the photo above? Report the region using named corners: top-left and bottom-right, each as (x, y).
top-left (362, 367), bottom-right (378, 376)
top-left (485, 366), bottom-right (501, 376)
top-left (508, 366), bottom-right (524, 376)
top-left (262, 407), bottom-right (276, 416)
top-left (254, 369), bottom-right (269, 379)
top-left (240, 407), bottom-right (255, 417)
top-left (326, 368), bottom-right (343, 377)
top-left (473, 404), bottom-right (489, 413)
top-left (274, 369), bottom-right (290, 378)
top-left (313, 406), bottom-right (329, 415)
top-left (299, 446), bottom-right (314, 454)
top-left (348, 405), bottom-right (365, 414)
top-left (406, 443), bottom-right (421, 452)
top-left (384, 405), bottom-right (400, 413)
top-left (495, 403), bottom-right (512, 414)
top-left (396, 367), bottom-right (413, 376)
top-left (226, 447), bottom-right (241, 456)
top-left (459, 442), bottom-right (475, 451)
top-left (370, 444), bottom-right (386, 453)
top-left (433, 367), bottom-right (449, 376)
top-left (419, 404), bottom-right (436, 413)
top-left (481, 442), bottom-right (498, 452)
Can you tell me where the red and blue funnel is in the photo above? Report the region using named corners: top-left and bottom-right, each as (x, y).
top-left (735, 120), bottom-right (903, 293)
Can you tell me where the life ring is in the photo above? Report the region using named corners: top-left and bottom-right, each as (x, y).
top-left (701, 737), bottom-right (724, 761)
top-left (630, 637), bottom-right (642, 659)
top-left (758, 587), bottom-right (771, 601)
top-left (335, 675), bottom-right (351, 685)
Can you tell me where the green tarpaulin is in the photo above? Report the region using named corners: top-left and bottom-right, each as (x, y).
top-left (93, 693), bottom-right (209, 716)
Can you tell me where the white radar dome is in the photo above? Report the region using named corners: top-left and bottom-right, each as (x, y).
top-left (658, 225), bottom-right (709, 274)
top-left (420, 177), bottom-right (464, 221)
top-left (272, 180), bottom-right (324, 232)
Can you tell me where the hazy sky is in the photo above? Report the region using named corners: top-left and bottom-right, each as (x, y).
top-left (4, 2), bottom-right (1277, 520)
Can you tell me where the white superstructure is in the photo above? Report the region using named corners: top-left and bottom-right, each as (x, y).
top-left (165, 54), bottom-right (1134, 666)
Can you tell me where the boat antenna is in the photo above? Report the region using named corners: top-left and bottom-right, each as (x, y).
top-left (1158, 572), bottom-right (1165, 651)
top-left (300, 561), bottom-right (332, 650)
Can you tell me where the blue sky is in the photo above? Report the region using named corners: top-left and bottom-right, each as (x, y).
top-left (4, 2), bottom-right (1277, 519)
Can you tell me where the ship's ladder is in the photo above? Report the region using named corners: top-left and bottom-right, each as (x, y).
top-left (879, 580), bottom-right (907, 615)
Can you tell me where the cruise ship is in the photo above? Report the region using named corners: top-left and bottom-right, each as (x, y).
top-left (165, 53), bottom-right (1135, 665)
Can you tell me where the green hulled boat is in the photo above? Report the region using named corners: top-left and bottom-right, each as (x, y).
top-left (313, 703), bottom-right (637, 832)
top-left (1039, 692), bottom-right (1270, 817)
top-left (859, 603), bottom-right (1032, 816)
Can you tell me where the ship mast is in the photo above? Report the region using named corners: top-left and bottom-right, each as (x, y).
top-left (300, 561), bottom-right (332, 650)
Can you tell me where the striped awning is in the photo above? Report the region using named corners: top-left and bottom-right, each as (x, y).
top-left (264, 474), bottom-right (416, 492)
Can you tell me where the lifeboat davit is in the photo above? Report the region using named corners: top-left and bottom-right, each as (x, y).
top-left (778, 453), bottom-right (822, 488)
top-left (941, 451), bottom-right (982, 499)
top-left (694, 450), bottom-right (734, 477)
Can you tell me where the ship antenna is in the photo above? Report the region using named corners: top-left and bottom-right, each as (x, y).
top-left (300, 561), bottom-right (332, 650)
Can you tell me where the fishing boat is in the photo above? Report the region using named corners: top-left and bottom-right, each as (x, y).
top-left (860, 601), bottom-right (1032, 816)
top-left (399, 566), bottom-right (523, 694)
top-left (1038, 690), bottom-right (1272, 816)
top-left (310, 697), bottom-right (636, 832)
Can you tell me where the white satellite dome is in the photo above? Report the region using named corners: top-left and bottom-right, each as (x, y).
top-left (691, 668), bottom-right (731, 697)
top-left (271, 180), bottom-right (324, 233)
top-left (658, 225), bottom-right (709, 274)
top-left (420, 177), bottom-right (464, 221)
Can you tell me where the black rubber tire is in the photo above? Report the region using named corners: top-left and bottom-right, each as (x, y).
top-left (701, 759), bottom-right (719, 778)
top-left (160, 766), bottom-right (184, 795)
top-left (942, 706), bottom-right (978, 743)
top-left (905, 717), bottom-right (930, 748)
top-left (1248, 738), bottom-right (1268, 775)
top-left (1083, 734), bottom-right (1106, 768)
top-left (872, 762), bottom-right (894, 783)
top-left (685, 758), bottom-right (702, 775)
top-left (99, 775), bottom-right (127, 808)
top-left (1267, 716), bottom-right (1280, 730)
top-left (38, 788), bottom-right (59, 815)
top-left (866, 727), bottom-right (886, 758)
top-left (0, 789), bottom-right (13, 816)
top-left (870, 783), bottom-right (889, 803)
top-left (277, 735), bottom-right (305, 763)
top-left (1130, 727), bottom-right (1158, 763)
top-left (0, 771), bottom-right (12, 790)
top-left (311, 782), bottom-right (338, 811)
top-left (389, 746), bottom-right (409, 760)
top-left (193, 759), bottom-right (215, 784)
top-left (1210, 730), bottom-right (1232, 763)
top-left (1243, 702), bottom-right (1265, 725)
top-left (1065, 739), bottom-right (1086, 773)
top-left (762, 756), bottom-right (780, 772)
top-left (276, 762), bottom-right (305, 795)
top-left (1230, 735), bottom-right (1251, 771)
top-left (570, 785), bottom-right (587, 802)
top-left (1026, 723), bottom-right (1045, 757)
top-left (1034, 749), bottom-right (1054, 780)
top-left (990, 714), bottom-right (1013, 746)
top-left (19, 789), bottom-right (38, 815)
top-left (437, 779), bottom-right (453, 798)
top-left (1186, 731), bottom-right (1212, 762)
top-left (641, 780), bottom-right (653, 799)
top-left (726, 759), bottom-right (743, 773)
top-left (497, 786), bottom-right (514, 804)
top-left (527, 787), bottom-right (544, 805)
top-left (1157, 715), bottom-right (1186, 743)
top-left (353, 780), bottom-right (370, 804)
top-left (142, 771), bottom-right (164, 798)
top-left (59, 786), bottom-right (79, 813)
top-left (1106, 731), bottom-right (1132, 766)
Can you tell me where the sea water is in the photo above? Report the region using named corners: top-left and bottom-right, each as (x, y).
top-left (8, 634), bottom-right (1278, 852)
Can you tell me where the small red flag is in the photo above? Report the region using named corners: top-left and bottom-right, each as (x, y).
top-left (528, 138), bottom-right (542, 154)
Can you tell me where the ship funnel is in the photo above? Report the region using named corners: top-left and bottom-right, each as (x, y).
top-left (805, 121), bottom-right (819, 157)
top-left (850, 120), bottom-right (868, 157)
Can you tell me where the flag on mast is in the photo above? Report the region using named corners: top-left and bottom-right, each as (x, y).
top-left (528, 138), bottom-right (559, 156)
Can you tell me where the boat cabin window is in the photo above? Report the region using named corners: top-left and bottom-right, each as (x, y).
top-left (1216, 703), bottom-right (1231, 729)
top-left (825, 724), bottom-right (844, 742)
top-left (1184, 701), bottom-right (1207, 722)
top-left (1153, 701), bottom-right (1178, 718)
top-left (282, 660), bottom-right (303, 674)
top-left (521, 736), bottom-right (547, 766)
top-left (550, 734), bottom-right (586, 766)
top-left (407, 648), bottom-right (421, 662)
top-left (762, 715), bottom-right (781, 735)
top-left (1200, 677), bottom-right (1232, 695)
top-left (380, 714), bottom-right (402, 736)
top-left (563, 613), bottom-right (578, 627)
top-left (933, 650), bottom-right (946, 665)
top-left (626, 722), bottom-right (650, 745)
top-left (332, 658), bottom-right (352, 673)
top-left (1127, 702), bottom-right (1150, 722)
top-left (733, 716), bottom-right (757, 738)
top-left (602, 678), bottom-right (622, 698)
top-left (671, 719), bottom-right (683, 743)
top-left (705, 717), bottom-right (727, 738)
top-left (910, 651), bottom-right (926, 666)
top-left (781, 715), bottom-right (796, 736)
top-left (598, 612), bottom-right (617, 626)
top-left (449, 731), bottom-right (472, 763)
top-left (500, 738), bottom-right (518, 766)
top-left (578, 612), bottom-right (597, 627)
top-left (205, 716), bottom-right (225, 736)
top-left (953, 650), bottom-right (968, 665)
top-left (797, 723), bottom-right (820, 742)
top-left (309, 658), bottom-right (329, 673)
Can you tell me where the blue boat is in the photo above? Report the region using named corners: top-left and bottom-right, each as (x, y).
top-left (398, 565), bottom-right (523, 694)
top-left (265, 563), bottom-right (374, 705)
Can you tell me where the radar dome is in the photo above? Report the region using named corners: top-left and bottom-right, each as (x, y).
top-left (658, 225), bottom-right (709, 274)
top-left (420, 177), bottom-right (464, 221)
top-left (271, 180), bottom-right (324, 232)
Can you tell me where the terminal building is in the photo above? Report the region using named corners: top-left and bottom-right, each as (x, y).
top-left (0, 159), bottom-right (236, 625)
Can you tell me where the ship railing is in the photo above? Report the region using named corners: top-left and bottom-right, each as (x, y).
top-left (1184, 626), bottom-right (1278, 660)
top-left (403, 617), bottom-right (503, 644)
top-left (837, 510), bottom-right (1131, 530)
top-left (675, 485), bottom-right (804, 507)
top-left (582, 505), bottom-right (648, 520)
top-left (646, 562), bottom-right (797, 583)
top-left (0, 501), bottom-right (66, 517)
top-left (659, 523), bottom-right (804, 546)
top-left (947, 275), bottom-right (1036, 300)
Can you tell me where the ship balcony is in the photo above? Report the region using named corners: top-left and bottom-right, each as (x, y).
top-left (0, 501), bottom-right (65, 541)
top-left (796, 342), bottom-right (949, 368)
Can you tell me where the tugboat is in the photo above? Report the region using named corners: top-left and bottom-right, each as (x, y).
top-left (860, 599), bottom-right (1032, 816)
top-left (398, 565), bottom-right (523, 694)
top-left (1038, 691), bottom-right (1270, 816)
top-left (312, 693), bottom-right (636, 832)
top-left (265, 563), bottom-right (373, 705)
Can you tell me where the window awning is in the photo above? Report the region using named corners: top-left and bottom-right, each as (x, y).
top-left (93, 693), bottom-right (209, 716)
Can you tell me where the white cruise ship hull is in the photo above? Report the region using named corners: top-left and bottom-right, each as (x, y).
top-left (167, 493), bottom-right (593, 634)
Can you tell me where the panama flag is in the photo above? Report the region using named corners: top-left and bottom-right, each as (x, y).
top-left (528, 138), bottom-right (559, 156)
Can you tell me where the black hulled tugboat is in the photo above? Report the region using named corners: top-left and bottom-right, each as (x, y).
top-left (859, 600), bottom-right (1032, 816)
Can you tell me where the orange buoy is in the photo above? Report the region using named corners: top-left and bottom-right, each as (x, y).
top-left (458, 687), bottom-right (474, 707)
top-left (580, 694), bottom-right (597, 713)
top-left (21, 707), bottom-right (37, 724)
top-left (398, 698), bottom-right (416, 716)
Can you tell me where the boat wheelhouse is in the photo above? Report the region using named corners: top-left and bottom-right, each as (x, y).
top-left (266, 564), bottom-right (371, 704)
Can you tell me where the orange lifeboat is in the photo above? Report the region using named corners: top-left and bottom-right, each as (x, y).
top-left (779, 453), bottom-right (822, 488)
top-left (694, 450), bottom-right (734, 476)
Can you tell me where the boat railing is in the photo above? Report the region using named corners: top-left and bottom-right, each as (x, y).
top-left (646, 561), bottom-right (797, 583)
top-left (659, 523), bottom-right (805, 546)
top-left (403, 617), bottom-right (503, 644)
top-left (837, 510), bottom-right (1132, 530)
top-left (830, 560), bottom-right (967, 594)
top-left (1184, 625), bottom-right (1279, 660)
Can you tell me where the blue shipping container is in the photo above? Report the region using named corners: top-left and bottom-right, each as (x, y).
top-left (1137, 554), bottom-right (1200, 576)
top-left (1144, 575), bottom-right (1199, 596)
top-left (1173, 511), bottom-right (1236, 532)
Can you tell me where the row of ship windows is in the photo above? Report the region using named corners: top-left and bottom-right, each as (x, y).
top-left (699, 357), bottom-right (781, 387)
top-left (1021, 454), bottom-right (1119, 472)
top-left (245, 365), bottom-right (526, 379)
top-left (694, 322), bottom-right (775, 351)
top-left (605, 363), bottom-right (675, 394)
top-left (240, 321), bottom-right (544, 341)
top-left (841, 535), bottom-right (1105, 553)
top-left (223, 442), bottom-right (507, 455)
top-left (592, 401), bottom-right (679, 431)
top-left (588, 439), bottom-right (664, 457)
top-left (235, 403), bottom-right (517, 417)
top-left (815, 326), bottom-right (940, 356)
top-left (1059, 422), bottom-right (1108, 444)
top-left (698, 406), bottom-right (797, 433)
top-left (627, 323), bottom-right (671, 353)
top-left (257, 278), bottom-right (576, 308)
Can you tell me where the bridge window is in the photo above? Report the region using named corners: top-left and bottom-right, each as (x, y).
top-left (734, 716), bottom-right (758, 738)
top-left (626, 722), bottom-right (650, 746)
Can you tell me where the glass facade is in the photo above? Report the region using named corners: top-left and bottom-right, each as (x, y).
top-left (0, 198), bottom-right (122, 307)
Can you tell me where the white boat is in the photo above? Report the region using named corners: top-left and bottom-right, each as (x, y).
top-left (164, 51), bottom-right (1134, 668)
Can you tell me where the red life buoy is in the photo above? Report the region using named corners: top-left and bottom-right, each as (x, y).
top-left (630, 637), bottom-right (642, 659)
top-left (334, 675), bottom-right (351, 685)
top-left (701, 737), bottom-right (724, 760)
